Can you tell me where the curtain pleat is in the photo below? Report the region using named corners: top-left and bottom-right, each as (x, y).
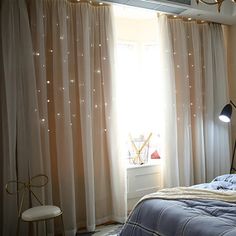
top-left (170, 20), bottom-right (194, 186)
top-left (203, 24), bottom-right (230, 181)
top-left (157, 16), bottom-right (179, 187)
top-left (189, 23), bottom-right (206, 184)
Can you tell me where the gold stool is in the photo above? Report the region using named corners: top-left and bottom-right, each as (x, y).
top-left (6, 174), bottom-right (65, 236)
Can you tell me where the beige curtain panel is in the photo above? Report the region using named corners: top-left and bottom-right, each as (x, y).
top-left (157, 15), bottom-right (230, 188)
top-left (1, 0), bottom-right (126, 235)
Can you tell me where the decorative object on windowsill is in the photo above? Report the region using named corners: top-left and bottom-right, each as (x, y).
top-left (151, 150), bottom-right (161, 159)
top-left (129, 133), bottom-right (152, 165)
top-left (196, 0), bottom-right (236, 13)
top-left (5, 174), bottom-right (65, 236)
top-left (219, 100), bottom-right (236, 173)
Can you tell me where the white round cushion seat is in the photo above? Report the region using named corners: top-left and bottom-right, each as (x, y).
top-left (22, 205), bottom-right (62, 221)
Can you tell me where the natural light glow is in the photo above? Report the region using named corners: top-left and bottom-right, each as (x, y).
top-left (116, 43), bottom-right (162, 134)
top-left (114, 6), bottom-right (163, 165)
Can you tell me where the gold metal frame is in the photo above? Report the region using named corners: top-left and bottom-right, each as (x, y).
top-left (129, 133), bottom-right (152, 165)
top-left (5, 174), bottom-right (65, 236)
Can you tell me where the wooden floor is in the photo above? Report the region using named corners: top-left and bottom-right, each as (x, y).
top-left (77, 223), bottom-right (122, 236)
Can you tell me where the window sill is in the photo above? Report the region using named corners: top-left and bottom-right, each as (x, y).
top-left (126, 159), bottom-right (161, 169)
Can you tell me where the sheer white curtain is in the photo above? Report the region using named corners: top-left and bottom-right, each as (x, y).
top-left (157, 15), bottom-right (230, 187)
top-left (1, 0), bottom-right (126, 235)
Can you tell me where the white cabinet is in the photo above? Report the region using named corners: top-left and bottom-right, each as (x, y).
top-left (127, 161), bottom-right (162, 211)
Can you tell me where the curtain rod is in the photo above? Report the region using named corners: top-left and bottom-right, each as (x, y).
top-left (67, 0), bottom-right (109, 6)
top-left (165, 14), bottom-right (221, 25)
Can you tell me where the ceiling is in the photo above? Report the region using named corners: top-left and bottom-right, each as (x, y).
top-left (103, 0), bottom-right (236, 25)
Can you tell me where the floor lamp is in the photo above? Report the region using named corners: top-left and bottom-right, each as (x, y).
top-left (219, 100), bottom-right (236, 173)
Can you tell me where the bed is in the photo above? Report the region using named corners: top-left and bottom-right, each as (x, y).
top-left (119, 174), bottom-right (236, 236)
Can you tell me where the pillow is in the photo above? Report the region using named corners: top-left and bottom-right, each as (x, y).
top-left (192, 181), bottom-right (232, 190)
top-left (212, 174), bottom-right (236, 184)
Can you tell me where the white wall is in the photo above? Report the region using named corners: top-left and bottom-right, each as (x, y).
top-left (114, 5), bottom-right (158, 43)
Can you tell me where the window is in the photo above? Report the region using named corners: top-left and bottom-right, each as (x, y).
top-left (114, 6), bottom-right (162, 166)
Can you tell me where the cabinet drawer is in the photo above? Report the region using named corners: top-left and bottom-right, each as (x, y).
top-left (127, 163), bottom-right (162, 200)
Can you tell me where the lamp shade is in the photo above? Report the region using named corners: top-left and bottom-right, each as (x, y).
top-left (219, 103), bottom-right (232, 123)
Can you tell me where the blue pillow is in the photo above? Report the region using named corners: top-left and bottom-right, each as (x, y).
top-left (212, 174), bottom-right (236, 184)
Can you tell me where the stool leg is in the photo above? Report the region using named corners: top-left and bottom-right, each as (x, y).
top-left (45, 220), bottom-right (48, 236)
top-left (16, 217), bottom-right (20, 236)
top-left (60, 214), bottom-right (65, 236)
top-left (36, 222), bottom-right (39, 236)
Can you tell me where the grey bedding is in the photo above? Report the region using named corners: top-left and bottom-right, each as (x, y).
top-left (119, 174), bottom-right (236, 236)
